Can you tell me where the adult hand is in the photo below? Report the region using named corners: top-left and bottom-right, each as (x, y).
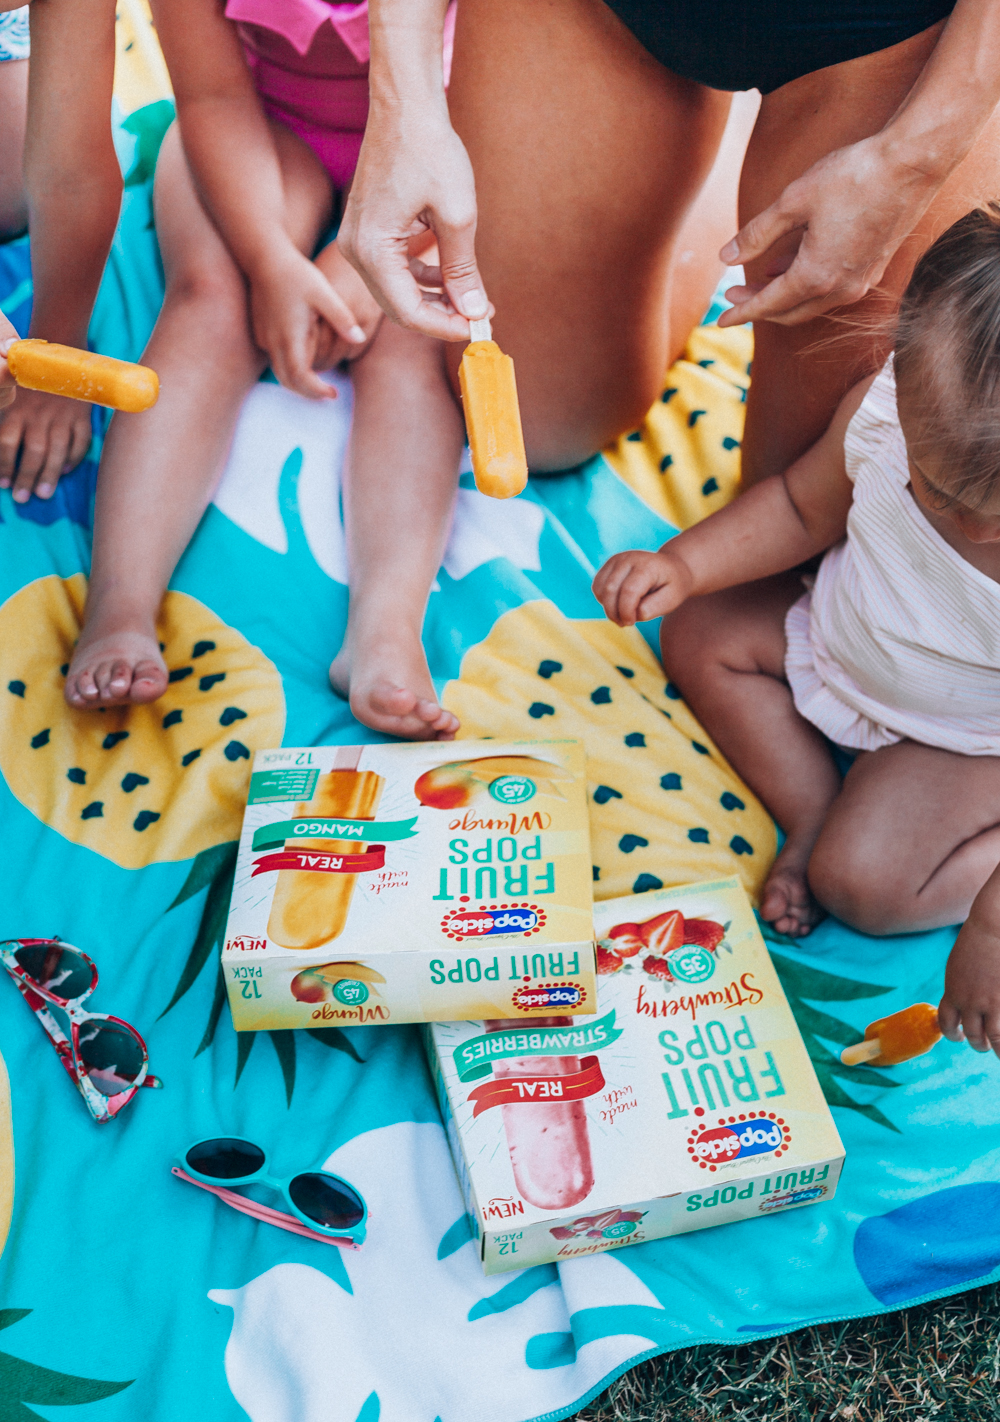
top-left (249, 244), bottom-right (371, 399)
top-left (718, 133), bottom-right (943, 327)
top-left (0, 387), bottom-right (93, 501)
top-left (338, 104), bottom-right (491, 342)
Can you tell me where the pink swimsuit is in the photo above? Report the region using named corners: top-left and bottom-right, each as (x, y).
top-left (225, 0), bottom-right (455, 193)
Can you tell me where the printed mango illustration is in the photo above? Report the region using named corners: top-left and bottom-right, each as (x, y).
top-left (414, 755), bottom-right (572, 811)
top-left (290, 961), bottom-right (386, 1003)
top-left (0, 574), bottom-right (284, 867)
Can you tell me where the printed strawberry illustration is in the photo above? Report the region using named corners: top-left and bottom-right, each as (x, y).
top-left (596, 944), bottom-right (624, 975)
top-left (643, 954), bottom-right (673, 981)
top-left (639, 910), bottom-right (685, 956)
top-left (606, 922), bottom-right (644, 957)
top-left (683, 917), bottom-right (726, 951)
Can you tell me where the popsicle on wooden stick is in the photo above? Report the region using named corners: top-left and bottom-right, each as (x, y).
top-left (459, 317), bottom-right (528, 500)
top-left (268, 746), bottom-right (385, 950)
top-left (840, 1002), bottom-right (941, 1067)
top-left (6, 339), bottom-right (159, 413)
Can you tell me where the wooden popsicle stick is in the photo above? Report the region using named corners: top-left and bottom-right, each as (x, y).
top-left (469, 316), bottom-right (492, 342)
top-left (840, 1037), bottom-right (882, 1066)
top-left (333, 745), bottom-right (364, 771)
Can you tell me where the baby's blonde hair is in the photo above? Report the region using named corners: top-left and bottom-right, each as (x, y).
top-left (894, 203), bottom-right (1000, 508)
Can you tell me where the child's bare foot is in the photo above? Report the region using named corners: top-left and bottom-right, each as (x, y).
top-left (759, 838), bottom-right (826, 938)
top-left (330, 629), bottom-right (459, 741)
top-left (65, 626), bottom-right (168, 709)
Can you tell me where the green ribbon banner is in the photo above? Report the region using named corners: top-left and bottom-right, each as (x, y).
top-left (453, 1010), bottom-right (623, 1083)
top-left (251, 816), bottom-right (418, 852)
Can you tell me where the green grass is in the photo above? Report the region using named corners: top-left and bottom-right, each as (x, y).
top-left (573, 1284), bottom-right (1000, 1421)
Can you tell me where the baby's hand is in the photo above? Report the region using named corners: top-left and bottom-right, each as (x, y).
top-left (0, 388), bottom-right (93, 501)
top-left (939, 907), bottom-right (1000, 1057)
top-left (593, 548), bottom-right (694, 626)
top-left (249, 243), bottom-right (380, 399)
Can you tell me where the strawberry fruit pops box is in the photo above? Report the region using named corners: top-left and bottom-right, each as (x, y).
top-left (426, 877), bottom-right (844, 1274)
top-left (222, 740), bottom-right (595, 1029)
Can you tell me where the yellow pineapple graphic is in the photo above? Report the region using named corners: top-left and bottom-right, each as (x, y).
top-left (0, 574), bottom-right (285, 868)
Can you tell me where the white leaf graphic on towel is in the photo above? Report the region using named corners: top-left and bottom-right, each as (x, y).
top-left (211, 379), bottom-right (544, 585)
top-left (209, 1121), bottom-right (660, 1422)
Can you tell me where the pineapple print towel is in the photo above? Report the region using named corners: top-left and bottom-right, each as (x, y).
top-left (0, 97), bottom-right (998, 1422)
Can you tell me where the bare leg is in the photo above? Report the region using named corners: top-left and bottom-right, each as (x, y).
top-left (740, 24), bottom-right (1000, 485)
top-left (0, 57), bottom-right (27, 238)
top-left (810, 744), bottom-right (1000, 936)
top-left (660, 575), bottom-right (840, 935)
top-left (447, 0), bottom-right (732, 469)
top-left (65, 121), bottom-right (332, 708)
top-left (330, 319), bottom-right (463, 740)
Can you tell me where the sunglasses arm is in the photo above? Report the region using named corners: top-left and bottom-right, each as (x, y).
top-left (171, 1168), bottom-right (361, 1249)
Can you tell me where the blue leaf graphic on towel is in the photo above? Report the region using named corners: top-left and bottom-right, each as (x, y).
top-left (854, 1183), bottom-right (1000, 1304)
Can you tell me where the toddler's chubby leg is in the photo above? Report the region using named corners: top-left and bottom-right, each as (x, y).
top-left (329, 318), bottom-right (463, 740)
top-left (660, 573), bottom-right (841, 935)
top-left (65, 122), bottom-right (332, 709)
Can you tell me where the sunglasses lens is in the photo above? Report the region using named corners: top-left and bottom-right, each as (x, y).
top-left (186, 1138), bottom-right (265, 1180)
top-left (14, 942), bottom-right (92, 999)
top-left (288, 1172), bottom-right (365, 1231)
top-left (76, 1021), bottom-right (145, 1096)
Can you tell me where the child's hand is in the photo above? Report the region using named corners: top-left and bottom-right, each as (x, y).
top-left (0, 389), bottom-right (93, 501)
top-left (249, 244), bottom-right (377, 399)
top-left (0, 320), bottom-right (17, 414)
top-left (939, 903), bottom-right (1000, 1057)
top-left (593, 548), bottom-right (695, 626)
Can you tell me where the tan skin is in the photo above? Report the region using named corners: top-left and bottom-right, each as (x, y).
top-left (341, 0), bottom-right (1000, 480)
top-left (65, 0), bottom-right (464, 740)
top-left (593, 376), bottom-right (1000, 1059)
top-left (0, 0), bottom-right (119, 501)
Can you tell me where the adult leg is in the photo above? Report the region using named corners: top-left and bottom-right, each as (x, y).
top-left (660, 574), bottom-right (840, 934)
top-left (447, 0), bottom-right (732, 469)
top-left (740, 24), bottom-right (1000, 485)
top-left (329, 318), bottom-right (463, 739)
top-left (0, 57), bottom-right (27, 237)
top-left (65, 120), bottom-right (332, 708)
top-left (809, 743), bottom-right (1000, 936)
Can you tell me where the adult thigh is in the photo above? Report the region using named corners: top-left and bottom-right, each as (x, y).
top-left (447, 0), bottom-right (731, 469)
top-left (739, 24), bottom-right (1000, 484)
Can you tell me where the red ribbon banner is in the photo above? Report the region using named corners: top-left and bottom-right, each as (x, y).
top-left (251, 846), bottom-right (386, 877)
top-left (467, 1056), bottom-right (605, 1117)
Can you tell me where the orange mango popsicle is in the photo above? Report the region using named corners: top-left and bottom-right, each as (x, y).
top-left (840, 1002), bottom-right (941, 1067)
top-left (6, 339), bottom-right (159, 412)
top-left (459, 317), bottom-right (528, 500)
top-left (268, 751), bottom-right (385, 950)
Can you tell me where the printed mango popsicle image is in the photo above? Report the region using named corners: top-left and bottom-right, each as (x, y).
top-left (268, 748), bottom-right (385, 950)
top-left (459, 317), bottom-right (528, 500)
top-left (840, 1002), bottom-right (941, 1066)
top-left (6, 339), bottom-right (159, 412)
top-left (484, 1017), bottom-right (595, 1211)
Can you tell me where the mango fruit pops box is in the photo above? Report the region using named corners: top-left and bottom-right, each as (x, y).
top-left (426, 877), bottom-right (844, 1275)
top-left (222, 740), bottom-right (595, 1029)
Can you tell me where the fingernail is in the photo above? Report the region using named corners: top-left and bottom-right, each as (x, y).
top-left (37, 483), bottom-right (52, 498)
top-left (349, 325), bottom-right (366, 343)
top-left (720, 241), bottom-right (738, 263)
top-left (12, 488), bottom-right (27, 503)
top-left (458, 290), bottom-right (488, 318)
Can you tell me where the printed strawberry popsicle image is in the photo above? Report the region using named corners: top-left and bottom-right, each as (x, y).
top-left (268, 747), bottom-right (385, 950)
top-left (483, 1017), bottom-right (595, 1211)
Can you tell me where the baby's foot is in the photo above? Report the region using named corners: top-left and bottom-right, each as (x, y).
top-left (65, 628), bottom-right (168, 710)
top-left (759, 840), bottom-right (826, 938)
top-left (330, 630), bottom-right (459, 741)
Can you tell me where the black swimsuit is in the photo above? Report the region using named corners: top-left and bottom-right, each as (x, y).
top-left (603, 0), bottom-right (955, 92)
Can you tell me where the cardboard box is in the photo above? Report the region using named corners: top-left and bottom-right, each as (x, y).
top-left (426, 877), bottom-right (845, 1274)
top-left (222, 740), bottom-right (595, 1029)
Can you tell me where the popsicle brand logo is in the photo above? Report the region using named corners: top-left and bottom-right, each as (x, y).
top-left (439, 903), bottom-right (546, 941)
top-left (488, 775), bottom-right (536, 805)
top-left (511, 981), bottom-right (586, 1012)
top-left (688, 1112), bottom-right (790, 1171)
top-left (759, 1185), bottom-right (827, 1212)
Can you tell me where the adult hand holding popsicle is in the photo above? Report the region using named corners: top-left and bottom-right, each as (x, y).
top-left (4, 339), bottom-right (159, 413)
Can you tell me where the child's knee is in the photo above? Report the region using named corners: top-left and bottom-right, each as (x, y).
top-left (808, 840), bottom-right (907, 936)
top-left (660, 593), bottom-right (735, 679)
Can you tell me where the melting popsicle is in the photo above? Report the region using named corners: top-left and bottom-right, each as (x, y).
top-left (6, 339), bottom-right (159, 412)
top-left (268, 748), bottom-right (385, 950)
top-left (458, 317), bottom-right (528, 499)
top-left (484, 1016), bottom-right (595, 1211)
top-left (840, 1002), bottom-right (941, 1067)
